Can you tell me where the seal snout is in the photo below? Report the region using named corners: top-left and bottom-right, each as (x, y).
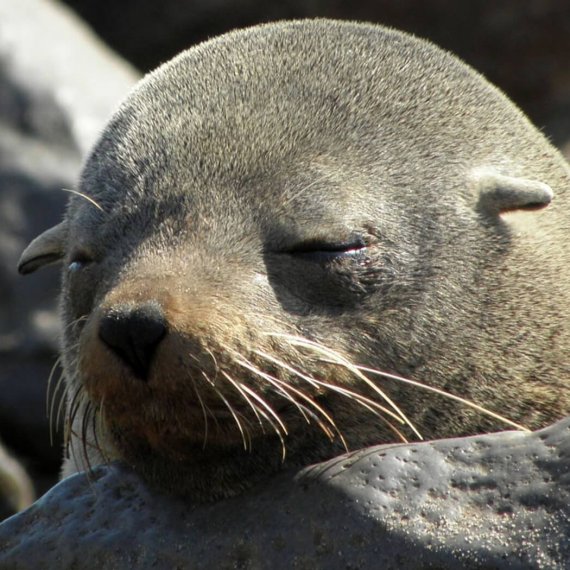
top-left (98, 302), bottom-right (168, 381)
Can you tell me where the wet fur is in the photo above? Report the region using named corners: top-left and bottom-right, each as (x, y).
top-left (20, 20), bottom-right (570, 500)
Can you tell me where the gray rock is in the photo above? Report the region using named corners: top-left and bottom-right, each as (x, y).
top-left (1, 417), bottom-right (568, 569)
top-left (0, 0), bottom-right (139, 502)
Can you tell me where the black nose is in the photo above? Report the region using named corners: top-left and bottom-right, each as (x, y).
top-left (98, 302), bottom-right (167, 381)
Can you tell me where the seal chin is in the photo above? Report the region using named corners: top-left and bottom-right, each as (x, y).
top-left (109, 427), bottom-right (294, 500)
top-left (102, 406), bottom-right (268, 458)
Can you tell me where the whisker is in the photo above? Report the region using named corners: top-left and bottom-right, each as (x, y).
top-left (61, 188), bottom-right (105, 213)
top-left (47, 359), bottom-right (65, 445)
top-left (354, 364), bottom-right (530, 432)
top-left (253, 350), bottom-right (408, 444)
top-left (90, 407), bottom-right (102, 463)
top-left (46, 356), bottom-right (62, 418)
top-left (93, 397), bottom-right (110, 464)
top-left (221, 370), bottom-right (286, 451)
top-left (54, 374), bottom-right (68, 434)
top-left (65, 387), bottom-right (91, 466)
top-left (201, 371), bottom-right (250, 451)
top-left (266, 333), bottom-right (422, 440)
top-left (281, 170), bottom-right (337, 207)
top-left (81, 401), bottom-right (93, 472)
top-left (237, 383), bottom-right (288, 461)
top-left (254, 349), bottom-right (407, 426)
top-left (62, 315), bottom-right (89, 334)
top-left (230, 354), bottom-right (310, 424)
top-left (237, 382), bottom-right (288, 436)
top-left (65, 389), bottom-right (92, 474)
top-left (255, 371), bottom-right (339, 444)
top-left (191, 378), bottom-right (210, 449)
top-left (204, 348), bottom-right (220, 384)
top-left (65, 388), bottom-right (83, 441)
top-left (235, 354), bottom-right (342, 445)
top-left (220, 370), bottom-right (266, 433)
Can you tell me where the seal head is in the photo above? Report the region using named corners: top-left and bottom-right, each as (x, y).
top-left (19, 20), bottom-right (570, 500)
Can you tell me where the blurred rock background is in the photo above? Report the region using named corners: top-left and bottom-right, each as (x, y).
top-left (0, 0), bottom-right (138, 516)
top-left (0, 0), bottom-right (568, 519)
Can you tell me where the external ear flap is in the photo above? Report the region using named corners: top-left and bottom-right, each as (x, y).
top-left (18, 222), bottom-right (68, 275)
top-left (474, 169), bottom-right (553, 216)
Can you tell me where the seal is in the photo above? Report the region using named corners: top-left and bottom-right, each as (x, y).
top-left (18, 20), bottom-right (570, 500)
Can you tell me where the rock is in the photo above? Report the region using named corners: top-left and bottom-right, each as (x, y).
top-left (0, 0), bottom-right (139, 507)
top-left (1, 417), bottom-right (568, 569)
top-left (0, 438), bottom-right (34, 521)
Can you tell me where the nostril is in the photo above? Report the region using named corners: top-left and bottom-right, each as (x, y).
top-left (98, 302), bottom-right (167, 381)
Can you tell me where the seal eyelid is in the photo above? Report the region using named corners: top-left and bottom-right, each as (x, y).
top-left (285, 236), bottom-right (368, 263)
top-left (286, 234), bottom-right (368, 253)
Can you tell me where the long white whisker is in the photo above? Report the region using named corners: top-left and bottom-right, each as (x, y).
top-left (253, 350), bottom-right (409, 443)
top-left (61, 188), bottom-right (105, 212)
top-left (234, 356), bottom-right (341, 445)
top-left (220, 370), bottom-right (265, 433)
top-left (237, 382), bottom-right (288, 436)
top-left (233, 356), bottom-right (310, 423)
top-left (265, 333), bottom-right (422, 440)
top-left (235, 382), bottom-right (288, 461)
top-left (201, 371), bottom-right (250, 451)
top-left (254, 349), bottom-right (407, 426)
top-left (355, 364), bottom-right (530, 432)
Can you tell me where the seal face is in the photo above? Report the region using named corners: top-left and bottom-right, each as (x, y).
top-left (19, 20), bottom-right (570, 500)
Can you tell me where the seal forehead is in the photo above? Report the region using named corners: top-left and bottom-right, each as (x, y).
top-left (82, 19), bottom-right (543, 213)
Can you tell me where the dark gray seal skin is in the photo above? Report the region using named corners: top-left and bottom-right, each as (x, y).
top-left (17, 20), bottom-right (570, 501)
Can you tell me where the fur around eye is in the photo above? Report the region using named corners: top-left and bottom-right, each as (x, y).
top-left (68, 252), bottom-right (93, 273)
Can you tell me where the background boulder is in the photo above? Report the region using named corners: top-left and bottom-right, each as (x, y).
top-left (0, 0), bottom-right (138, 510)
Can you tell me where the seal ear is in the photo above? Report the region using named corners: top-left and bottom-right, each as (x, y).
top-left (18, 222), bottom-right (68, 275)
top-left (474, 170), bottom-right (553, 216)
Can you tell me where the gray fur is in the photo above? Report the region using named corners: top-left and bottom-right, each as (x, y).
top-left (20, 20), bottom-right (570, 500)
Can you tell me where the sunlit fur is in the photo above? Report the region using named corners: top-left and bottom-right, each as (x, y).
top-left (20, 20), bottom-right (570, 500)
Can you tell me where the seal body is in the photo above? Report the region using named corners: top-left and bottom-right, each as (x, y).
top-left (19, 20), bottom-right (570, 500)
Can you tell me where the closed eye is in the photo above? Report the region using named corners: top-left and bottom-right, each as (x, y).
top-left (285, 237), bottom-right (368, 263)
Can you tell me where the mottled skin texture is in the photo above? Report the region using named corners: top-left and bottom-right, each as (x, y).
top-left (19, 20), bottom-right (570, 500)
